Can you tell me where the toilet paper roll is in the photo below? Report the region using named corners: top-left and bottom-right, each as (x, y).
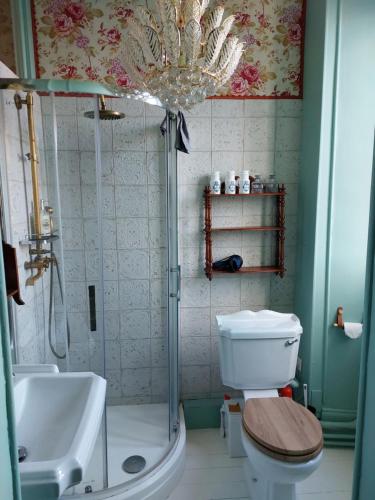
top-left (344, 322), bottom-right (363, 339)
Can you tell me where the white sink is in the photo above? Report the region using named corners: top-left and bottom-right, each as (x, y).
top-left (14, 370), bottom-right (106, 500)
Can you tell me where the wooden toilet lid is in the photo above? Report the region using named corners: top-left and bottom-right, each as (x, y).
top-left (242, 398), bottom-right (323, 463)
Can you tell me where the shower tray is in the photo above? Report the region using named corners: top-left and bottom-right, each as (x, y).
top-left (13, 368), bottom-right (106, 500)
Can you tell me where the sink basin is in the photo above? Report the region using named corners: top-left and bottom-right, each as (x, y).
top-left (14, 371), bottom-right (106, 500)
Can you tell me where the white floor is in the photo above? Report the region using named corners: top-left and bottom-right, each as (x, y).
top-left (65, 404), bottom-right (170, 495)
top-left (167, 429), bottom-right (354, 500)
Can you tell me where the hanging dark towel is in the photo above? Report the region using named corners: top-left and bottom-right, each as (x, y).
top-left (160, 111), bottom-right (191, 154)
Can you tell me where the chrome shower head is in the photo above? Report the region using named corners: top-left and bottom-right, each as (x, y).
top-left (84, 95), bottom-right (125, 120)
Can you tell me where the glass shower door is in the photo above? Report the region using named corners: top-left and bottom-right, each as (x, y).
top-left (43, 93), bottom-right (109, 493)
top-left (44, 93), bottom-right (180, 495)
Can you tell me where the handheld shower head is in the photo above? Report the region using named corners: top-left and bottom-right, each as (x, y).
top-left (84, 95), bottom-right (125, 120)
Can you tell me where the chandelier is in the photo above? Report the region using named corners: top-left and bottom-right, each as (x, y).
top-left (121, 0), bottom-right (244, 110)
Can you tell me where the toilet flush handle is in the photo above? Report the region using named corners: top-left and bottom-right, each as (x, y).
top-left (285, 338), bottom-right (299, 347)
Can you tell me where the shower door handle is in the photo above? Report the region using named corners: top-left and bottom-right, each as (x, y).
top-left (169, 266), bottom-right (180, 301)
top-left (177, 264), bottom-right (181, 302)
top-left (88, 285), bottom-right (96, 331)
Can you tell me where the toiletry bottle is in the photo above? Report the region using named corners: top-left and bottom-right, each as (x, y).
top-left (225, 171), bottom-right (236, 195)
top-left (40, 199), bottom-right (51, 236)
top-left (239, 170), bottom-right (250, 194)
top-left (265, 173), bottom-right (277, 193)
top-left (251, 174), bottom-right (264, 193)
top-left (210, 172), bottom-right (221, 195)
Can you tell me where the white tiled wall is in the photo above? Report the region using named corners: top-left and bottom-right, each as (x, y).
top-left (0, 62), bottom-right (55, 365)
top-left (179, 99), bottom-right (302, 399)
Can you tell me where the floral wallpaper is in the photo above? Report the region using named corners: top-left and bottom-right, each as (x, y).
top-left (0, 0), bottom-right (17, 73)
top-left (31, 0), bottom-right (305, 98)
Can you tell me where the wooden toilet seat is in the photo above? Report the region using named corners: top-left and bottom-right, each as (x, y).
top-left (242, 397), bottom-right (323, 463)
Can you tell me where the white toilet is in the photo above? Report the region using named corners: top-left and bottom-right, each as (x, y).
top-left (216, 310), bottom-right (323, 500)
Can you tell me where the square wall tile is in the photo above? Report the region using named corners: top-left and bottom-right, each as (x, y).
top-left (113, 116), bottom-right (146, 151)
top-left (115, 185), bottom-right (148, 217)
top-left (244, 117), bottom-right (276, 152)
top-left (61, 218), bottom-right (84, 250)
top-left (80, 151), bottom-right (114, 185)
top-left (178, 152), bottom-right (211, 185)
top-left (114, 151), bottom-right (147, 185)
top-left (65, 282), bottom-right (87, 312)
top-left (185, 117), bottom-right (211, 151)
top-left (212, 118), bottom-right (244, 151)
top-left (181, 337), bottom-right (211, 366)
top-left (83, 218), bottom-right (116, 250)
top-left (117, 218), bottom-right (149, 249)
top-left (118, 249), bottom-right (149, 279)
top-left (121, 368), bottom-right (151, 397)
top-left (181, 278), bottom-right (210, 308)
top-left (77, 116), bottom-right (112, 152)
top-left (119, 279), bottom-right (150, 309)
top-left (240, 275), bottom-right (271, 307)
top-left (181, 365), bottom-right (210, 395)
top-left (211, 277), bottom-right (241, 307)
top-left (120, 310), bottom-right (151, 339)
top-left (63, 251), bottom-right (85, 281)
top-left (120, 339), bottom-right (151, 368)
top-left (243, 151), bottom-right (275, 177)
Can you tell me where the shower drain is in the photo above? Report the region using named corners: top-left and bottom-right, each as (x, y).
top-left (122, 455), bottom-right (146, 474)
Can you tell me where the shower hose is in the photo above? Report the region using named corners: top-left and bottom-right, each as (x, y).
top-left (48, 243), bottom-right (71, 359)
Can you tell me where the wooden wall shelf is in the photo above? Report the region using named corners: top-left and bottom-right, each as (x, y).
top-left (204, 185), bottom-right (286, 280)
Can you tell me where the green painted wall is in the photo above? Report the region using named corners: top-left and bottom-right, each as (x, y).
top-left (296, 0), bottom-right (375, 445)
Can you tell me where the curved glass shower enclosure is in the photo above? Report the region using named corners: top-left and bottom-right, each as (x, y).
top-left (1, 81), bottom-right (182, 499)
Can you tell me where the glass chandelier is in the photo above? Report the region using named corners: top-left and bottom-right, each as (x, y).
top-left (121, 0), bottom-right (244, 110)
